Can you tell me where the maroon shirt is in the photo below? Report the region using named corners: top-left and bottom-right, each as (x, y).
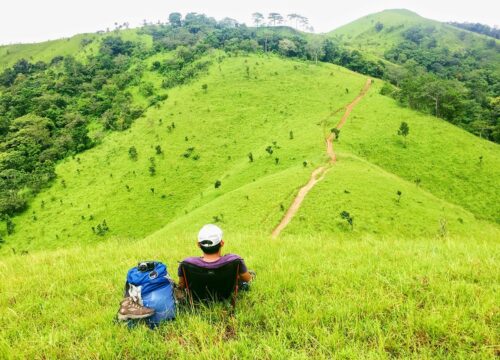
top-left (177, 254), bottom-right (248, 277)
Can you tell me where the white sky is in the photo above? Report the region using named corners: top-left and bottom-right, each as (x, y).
top-left (0, 0), bottom-right (498, 45)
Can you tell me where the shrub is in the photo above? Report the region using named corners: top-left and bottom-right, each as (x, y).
top-left (128, 146), bottom-right (138, 160)
top-left (331, 128), bottom-right (340, 140)
top-left (340, 211), bottom-right (354, 230)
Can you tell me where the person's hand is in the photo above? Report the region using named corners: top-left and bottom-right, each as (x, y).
top-left (249, 270), bottom-right (256, 280)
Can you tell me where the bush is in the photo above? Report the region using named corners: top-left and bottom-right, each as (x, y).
top-left (128, 146), bottom-right (138, 160)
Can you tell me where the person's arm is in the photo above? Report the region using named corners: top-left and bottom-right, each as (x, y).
top-left (239, 259), bottom-right (253, 282)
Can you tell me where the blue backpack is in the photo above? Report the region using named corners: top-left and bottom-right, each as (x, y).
top-left (125, 261), bottom-right (176, 328)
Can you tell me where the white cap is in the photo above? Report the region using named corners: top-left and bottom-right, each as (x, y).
top-left (197, 224), bottom-right (223, 247)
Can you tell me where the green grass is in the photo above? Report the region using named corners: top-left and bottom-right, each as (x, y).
top-left (5, 54), bottom-right (499, 254)
top-left (0, 29), bottom-right (152, 70)
top-left (0, 232), bottom-right (498, 358)
top-left (285, 155), bottom-right (497, 237)
top-left (336, 81), bottom-right (500, 223)
top-left (1, 47), bottom-right (499, 358)
top-left (3, 55), bottom-right (366, 252)
top-left (329, 9), bottom-right (500, 72)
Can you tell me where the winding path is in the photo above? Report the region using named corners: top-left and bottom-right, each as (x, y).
top-left (271, 78), bottom-right (372, 238)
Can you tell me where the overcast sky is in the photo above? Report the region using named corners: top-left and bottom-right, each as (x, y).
top-left (1, 0), bottom-right (498, 45)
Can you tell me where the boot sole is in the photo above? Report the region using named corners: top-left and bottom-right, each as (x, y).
top-left (117, 313), bottom-right (154, 321)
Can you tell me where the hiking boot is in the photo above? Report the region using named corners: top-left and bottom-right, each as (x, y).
top-left (117, 297), bottom-right (155, 321)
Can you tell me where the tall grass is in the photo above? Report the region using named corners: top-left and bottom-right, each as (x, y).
top-left (0, 232), bottom-right (498, 358)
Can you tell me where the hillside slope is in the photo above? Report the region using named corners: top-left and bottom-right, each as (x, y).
top-left (0, 30), bottom-right (152, 70)
top-left (329, 9), bottom-right (500, 72)
top-left (0, 28), bottom-right (499, 359)
top-left (3, 54), bottom-right (498, 254)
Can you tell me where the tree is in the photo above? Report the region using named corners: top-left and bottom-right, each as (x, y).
top-left (214, 180), bottom-right (222, 189)
top-left (252, 13), bottom-right (264, 27)
top-left (306, 37), bottom-right (325, 63)
top-left (298, 15), bottom-right (309, 30)
top-left (375, 22), bottom-right (384, 32)
top-left (397, 122), bottom-right (410, 145)
top-left (168, 12), bottom-right (182, 28)
top-left (396, 190), bottom-right (402, 203)
top-left (265, 146), bottom-right (273, 155)
top-left (248, 152), bottom-right (254, 162)
top-left (278, 39), bottom-right (297, 56)
top-left (268, 13), bottom-right (283, 26)
top-left (287, 14), bottom-right (301, 29)
top-left (201, 83), bottom-right (208, 92)
top-left (219, 17), bottom-right (238, 28)
top-left (155, 145), bottom-right (162, 155)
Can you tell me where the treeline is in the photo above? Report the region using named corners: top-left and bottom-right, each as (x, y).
top-left (447, 22), bottom-right (500, 40)
top-left (383, 25), bottom-right (499, 141)
top-left (0, 36), bottom-right (146, 219)
top-left (140, 13), bottom-right (385, 78)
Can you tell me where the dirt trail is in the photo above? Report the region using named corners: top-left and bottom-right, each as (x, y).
top-left (271, 79), bottom-right (372, 238)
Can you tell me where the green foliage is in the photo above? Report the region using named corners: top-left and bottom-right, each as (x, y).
top-left (340, 210), bottom-right (354, 229)
top-left (331, 128), bottom-right (340, 140)
top-left (94, 219), bottom-right (109, 236)
top-left (447, 21), bottom-right (500, 39)
top-left (128, 146), bottom-right (138, 160)
top-left (0, 36), bottom-right (149, 219)
top-left (148, 157), bottom-right (156, 176)
top-left (398, 122), bottom-right (410, 138)
top-left (333, 12), bottom-right (500, 142)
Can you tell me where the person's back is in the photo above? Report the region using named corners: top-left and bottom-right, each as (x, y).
top-left (177, 224), bottom-right (254, 292)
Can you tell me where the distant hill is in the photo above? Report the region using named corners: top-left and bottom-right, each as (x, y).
top-left (329, 9), bottom-right (499, 72)
top-left (329, 9), bottom-right (499, 142)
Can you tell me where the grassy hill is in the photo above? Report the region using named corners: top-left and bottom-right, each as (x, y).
top-left (0, 20), bottom-right (499, 358)
top-left (0, 30), bottom-right (152, 70)
top-left (329, 9), bottom-right (500, 72)
top-left (3, 54), bottom-right (498, 253)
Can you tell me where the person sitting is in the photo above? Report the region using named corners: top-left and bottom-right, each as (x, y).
top-left (117, 224), bottom-right (253, 320)
top-left (177, 224), bottom-right (254, 299)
